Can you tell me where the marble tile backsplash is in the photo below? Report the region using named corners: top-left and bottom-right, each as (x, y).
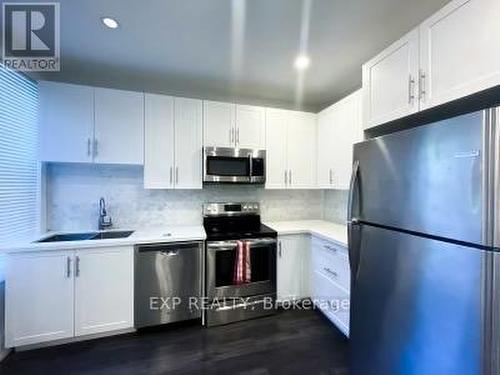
top-left (46, 164), bottom-right (335, 232)
top-left (323, 189), bottom-right (349, 224)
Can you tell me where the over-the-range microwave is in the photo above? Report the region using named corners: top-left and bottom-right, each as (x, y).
top-left (203, 147), bottom-right (266, 184)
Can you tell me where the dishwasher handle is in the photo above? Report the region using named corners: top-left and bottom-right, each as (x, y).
top-left (137, 242), bottom-right (202, 253)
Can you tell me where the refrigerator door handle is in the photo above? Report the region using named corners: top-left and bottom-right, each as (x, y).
top-left (347, 160), bottom-right (360, 223)
top-left (348, 160), bottom-right (361, 284)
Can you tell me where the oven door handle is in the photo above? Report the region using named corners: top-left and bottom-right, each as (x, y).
top-left (207, 238), bottom-right (277, 250)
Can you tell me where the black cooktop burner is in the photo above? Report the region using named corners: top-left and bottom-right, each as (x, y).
top-left (203, 215), bottom-right (277, 241)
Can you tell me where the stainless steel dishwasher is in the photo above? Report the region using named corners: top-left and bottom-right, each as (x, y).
top-left (134, 241), bottom-right (203, 328)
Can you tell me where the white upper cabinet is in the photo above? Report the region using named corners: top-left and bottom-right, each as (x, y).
top-left (265, 109), bottom-right (288, 189)
top-left (144, 93), bottom-right (175, 189)
top-left (235, 105), bottom-right (266, 149)
top-left (5, 250), bottom-right (75, 347)
top-left (419, 0), bottom-right (500, 110)
top-left (203, 101), bottom-right (235, 147)
top-left (94, 88), bottom-right (144, 165)
top-left (287, 112), bottom-right (317, 189)
top-left (362, 28), bottom-right (419, 129)
top-left (363, 0), bottom-right (500, 129)
top-left (265, 109), bottom-right (317, 189)
top-left (74, 247), bottom-right (134, 336)
top-left (39, 82), bottom-right (145, 165)
top-left (203, 101), bottom-right (266, 149)
top-left (174, 97), bottom-right (203, 189)
top-left (144, 94), bottom-right (202, 189)
top-left (39, 81), bottom-right (94, 163)
top-left (318, 90), bottom-right (363, 190)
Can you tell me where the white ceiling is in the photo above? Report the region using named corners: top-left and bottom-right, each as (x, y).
top-left (23, 0), bottom-right (450, 112)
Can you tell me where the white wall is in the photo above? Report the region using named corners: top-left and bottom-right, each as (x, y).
top-left (46, 164), bottom-right (328, 231)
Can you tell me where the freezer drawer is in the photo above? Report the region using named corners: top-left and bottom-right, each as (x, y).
top-left (134, 242), bottom-right (203, 328)
top-left (352, 110), bottom-right (489, 245)
top-left (350, 224), bottom-right (484, 375)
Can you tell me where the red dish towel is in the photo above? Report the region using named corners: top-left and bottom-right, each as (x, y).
top-left (233, 241), bottom-right (252, 284)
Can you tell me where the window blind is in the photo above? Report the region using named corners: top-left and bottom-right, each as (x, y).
top-left (0, 65), bottom-right (39, 248)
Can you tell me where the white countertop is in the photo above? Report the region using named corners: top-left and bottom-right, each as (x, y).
top-left (264, 220), bottom-right (347, 247)
top-left (2, 225), bottom-right (206, 254)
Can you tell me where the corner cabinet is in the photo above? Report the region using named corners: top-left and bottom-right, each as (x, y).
top-left (144, 94), bottom-right (202, 189)
top-left (362, 0), bottom-right (500, 130)
top-left (265, 109), bottom-right (317, 189)
top-left (317, 90), bottom-right (363, 189)
top-left (203, 101), bottom-right (265, 149)
top-left (39, 81), bottom-right (144, 165)
top-left (277, 235), bottom-right (310, 302)
top-left (5, 247), bottom-right (134, 348)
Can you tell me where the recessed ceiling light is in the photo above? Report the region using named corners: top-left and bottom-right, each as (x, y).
top-left (294, 55), bottom-right (311, 71)
top-left (101, 17), bottom-right (119, 29)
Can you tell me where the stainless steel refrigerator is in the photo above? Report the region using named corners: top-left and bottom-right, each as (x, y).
top-left (348, 108), bottom-right (500, 375)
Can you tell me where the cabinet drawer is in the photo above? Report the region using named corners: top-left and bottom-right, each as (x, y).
top-left (312, 237), bottom-right (350, 291)
top-left (312, 270), bottom-right (350, 336)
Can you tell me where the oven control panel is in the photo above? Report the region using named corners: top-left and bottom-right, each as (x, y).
top-left (203, 202), bottom-right (260, 216)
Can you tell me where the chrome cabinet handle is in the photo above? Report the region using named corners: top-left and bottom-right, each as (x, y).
top-left (170, 167), bottom-right (173, 185)
top-left (175, 167), bottom-right (179, 184)
top-left (66, 256), bottom-right (72, 278)
top-left (279, 241), bottom-right (282, 258)
top-left (408, 74), bottom-right (416, 104)
top-left (324, 267), bottom-right (338, 278)
top-left (329, 169), bottom-right (333, 185)
top-left (289, 170), bottom-right (292, 186)
top-left (87, 138), bottom-right (91, 157)
top-left (75, 256), bottom-right (80, 277)
top-left (229, 128), bottom-right (232, 143)
top-left (93, 139), bottom-right (98, 157)
top-left (236, 127), bottom-right (240, 145)
top-left (419, 70), bottom-right (426, 100)
top-left (284, 170), bottom-right (288, 185)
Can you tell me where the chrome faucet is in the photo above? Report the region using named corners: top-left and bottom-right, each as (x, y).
top-left (98, 197), bottom-right (113, 230)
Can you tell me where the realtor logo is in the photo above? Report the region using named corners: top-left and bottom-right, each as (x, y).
top-left (2, 2), bottom-right (60, 71)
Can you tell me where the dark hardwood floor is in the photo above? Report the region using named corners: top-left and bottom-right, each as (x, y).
top-left (0, 309), bottom-right (350, 375)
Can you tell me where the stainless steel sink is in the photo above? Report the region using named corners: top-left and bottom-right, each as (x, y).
top-left (90, 230), bottom-right (135, 240)
top-left (36, 230), bottom-right (134, 243)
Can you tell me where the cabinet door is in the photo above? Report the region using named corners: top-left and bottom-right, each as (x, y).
top-left (235, 105), bottom-right (265, 149)
top-left (277, 235), bottom-right (310, 301)
top-left (419, 0), bottom-right (500, 110)
top-left (317, 106), bottom-right (338, 189)
top-left (94, 88), bottom-right (144, 165)
top-left (144, 93), bottom-right (175, 189)
top-left (287, 112), bottom-right (317, 189)
top-left (5, 251), bottom-right (74, 347)
top-left (174, 98), bottom-right (203, 189)
top-left (265, 109), bottom-right (288, 189)
top-left (39, 81), bottom-right (94, 163)
top-left (203, 101), bottom-right (235, 147)
top-left (331, 90), bottom-right (363, 189)
top-left (362, 28), bottom-right (419, 129)
top-left (74, 247), bottom-right (134, 336)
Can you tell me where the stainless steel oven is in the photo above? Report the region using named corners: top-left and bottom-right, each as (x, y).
top-left (203, 147), bottom-right (266, 184)
top-left (206, 238), bottom-right (277, 300)
top-left (203, 202), bottom-right (277, 326)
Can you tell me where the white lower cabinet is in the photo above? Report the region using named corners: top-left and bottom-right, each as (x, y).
top-left (6, 246), bottom-right (134, 348)
top-left (5, 250), bottom-right (75, 347)
top-left (74, 247), bottom-right (134, 336)
top-left (311, 236), bottom-right (350, 337)
top-left (277, 234), bottom-right (310, 302)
